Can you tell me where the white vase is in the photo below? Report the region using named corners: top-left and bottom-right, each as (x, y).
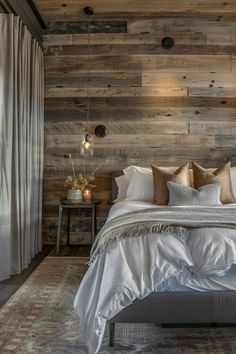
top-left (67, 189), bottom-right (82, 201)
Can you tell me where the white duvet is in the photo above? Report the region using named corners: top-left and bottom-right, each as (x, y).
top-left (74, 200), bottom-right (236, 354)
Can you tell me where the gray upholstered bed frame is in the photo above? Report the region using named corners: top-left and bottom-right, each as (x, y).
top-left (108, 171), bottom-right (236, 347)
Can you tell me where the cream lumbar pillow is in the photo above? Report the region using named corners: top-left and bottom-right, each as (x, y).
top-left (151, 163), bottom-right (191, 205)
top-left (167, 182), bottom-right (222, 207)
top-left (192, 161), bottom-right (236, 204)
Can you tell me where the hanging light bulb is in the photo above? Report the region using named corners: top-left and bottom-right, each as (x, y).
top-left (81, 131), bottom-right (94, 155)
top-left (81, 7), bottom-right (94, 156)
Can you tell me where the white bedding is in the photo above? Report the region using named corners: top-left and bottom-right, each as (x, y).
top-left (157, 265), bottom-right (236, 292)
top-left (74, 200), bottom-right (236, 354)
top-left (107, 199), bottom-right (236, 222)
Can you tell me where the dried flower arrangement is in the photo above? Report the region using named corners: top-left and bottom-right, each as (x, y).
top-left (64, 174), bottom-right (95, 191)
top-left (64, 154), bottom-right (104, 192)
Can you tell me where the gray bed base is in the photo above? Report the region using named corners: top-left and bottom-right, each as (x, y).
top-left (108, 291), bottom-right (236, 346)
top-left (109, 172), bottom-right (236, 347)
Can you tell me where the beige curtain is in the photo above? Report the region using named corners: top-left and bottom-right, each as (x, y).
top-left (0, 14), bottom-right (44, 281)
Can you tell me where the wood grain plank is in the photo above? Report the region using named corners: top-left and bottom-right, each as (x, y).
top-left (44, 97), bottom-right (236, 109)
top-left (44, 44), bottom-right (236, 56)
top-left (44, 134), bottom-right (215, 151)
top-left (143, 72), bottom-right (236, 88)
top-left (45, 21), bottom-right (127, 34)
top-left (128, 18), bottom-right (236, 35)
top-left (45, 86), bottom-right (187, 98)
top-left (206, 33), bottom-right (236, 45)
top-left (230, 56), bottom-right (236, 73)
top-left (43, 33), bottom-right (207, 47)
top-left (45, 55), bottom-right (232, 73)
top-left (36, 1), bottom-right (236, 22)
top-left (43, 148), bottom-right (236, 175)
top-left (44, 121), bottom-right (189, 135)
top-left (189, 88), bottom-right (236, 97)
top-left (190, 122), bottom-right (236, 135)
top-left (216, 135), bottom-right (236, 148)
top-left (44, 107), bottom-right (236, 123)
top-left (45, 72), bottom-right (142, 87)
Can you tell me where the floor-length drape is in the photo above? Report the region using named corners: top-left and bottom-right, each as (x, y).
top-left (0, 14), bottom-right (44, 281)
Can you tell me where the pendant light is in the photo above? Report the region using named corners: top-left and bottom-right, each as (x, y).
top-left (81, 6), bottom-right (94, 156)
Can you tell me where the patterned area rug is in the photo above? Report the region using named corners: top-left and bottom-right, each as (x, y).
top-left (0, 257), bottom-right (236, 354)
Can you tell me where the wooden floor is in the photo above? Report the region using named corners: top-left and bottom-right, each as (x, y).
top-left (48, 245), bottom-right (91, 257)
top-left (0, 245), bottom-right (91, 308)
top-left (0, 246), bottom-right (52, 308)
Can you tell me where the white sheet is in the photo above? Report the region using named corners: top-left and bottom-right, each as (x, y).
top-left (158, 265), bottom-right (236, 292)
top-left (74, 200), bottom-right (236, 354)
top-left (107, 200), bottom-right (156, 221)
top-left (108, 199), bottom-right (236, 222)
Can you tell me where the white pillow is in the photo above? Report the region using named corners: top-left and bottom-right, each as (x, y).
top-left (123, 166), bottom-right (153, 202)
top-left (115, 175), bottom-right (129, 201)
top-left (231, 166), bottom-right (236, 198)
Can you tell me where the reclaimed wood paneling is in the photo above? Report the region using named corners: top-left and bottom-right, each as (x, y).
top-left (44, 121), bottom-right (189, 135)
top-left (44, 44), bottom-right (236, 56)
top-left (45, 134), bottom-right (215, 151)
top-left (39, 1), bottom-right (236, 244)
top-left (143, 73), bottom-right (236, 88)
top-left (37, 1), bottom-right (236, 21)
top-left (189, 88), bottom-right (236, 97)
top-left (44, 148), bottom-right (236, 175)
top-left (45, 86), bottom-right (187, 98)
top-left (44, 108), bottom-right (236, 123)
top-left (44, 97), bottom-right (236, 109)
top-left (190, 122), bottom-right (236, 135)
top-left (128, 18), bottom-right (236, 36)
top-left (45, 72), bottom-right (142, 87)
top-left (43, 33), bottom-right (207, 46)
top-left (45, 55), bottom-right (232, 73)
top-left (45, 21), bottom-right (127, 34)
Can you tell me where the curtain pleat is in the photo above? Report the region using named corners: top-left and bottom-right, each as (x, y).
top-left (0, 14), bottom-right (44, 281)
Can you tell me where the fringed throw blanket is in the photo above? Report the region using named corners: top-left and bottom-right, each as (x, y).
top-left (91, 206), bottom-right (236, 261)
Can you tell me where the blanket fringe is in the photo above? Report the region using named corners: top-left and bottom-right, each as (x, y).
top-left (90, 222), bottom-right (188, 264)
top-left (89, 206), bottom-right (236, 264)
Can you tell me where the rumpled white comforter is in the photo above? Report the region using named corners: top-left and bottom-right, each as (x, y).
top-left (74, 200), bottom-right (236, 354)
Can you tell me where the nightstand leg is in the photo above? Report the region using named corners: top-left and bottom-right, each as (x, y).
top-left (91, 205), bottom-right (96, 245)
top-left (56, 205), bottom-right (63, 256)
top-left (67, 208), bottom-right (71, 246)
top-left (94, 205), bottom-right (97, 235)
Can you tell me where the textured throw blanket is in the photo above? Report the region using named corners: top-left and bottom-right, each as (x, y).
top-left (91, 206), bottom-right (236, 261)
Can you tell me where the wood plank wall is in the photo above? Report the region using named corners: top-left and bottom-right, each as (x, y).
top-left (43, 13), bottom-right (236, 244)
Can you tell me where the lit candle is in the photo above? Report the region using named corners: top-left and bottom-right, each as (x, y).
top-left (83, 189), bottom-right (91, 202)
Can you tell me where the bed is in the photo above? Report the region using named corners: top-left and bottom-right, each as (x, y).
top-left (74, 167), bottom-right (236, 354)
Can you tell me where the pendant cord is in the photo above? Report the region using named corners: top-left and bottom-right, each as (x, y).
top-left (86, 12), bottom-right (91, 132)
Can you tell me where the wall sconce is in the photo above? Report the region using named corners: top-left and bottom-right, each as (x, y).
top-left (161, 37), bottom-right (175, 50)
top-left (81, 131), bottom-right (94, 155)
top-left (95, 125), bottom-right (108, 138)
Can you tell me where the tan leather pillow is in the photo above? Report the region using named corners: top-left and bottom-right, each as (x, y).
top-left (192, 161), bottom-right (236, 204)
top-left (152, 163), bottom-right (191, 205)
